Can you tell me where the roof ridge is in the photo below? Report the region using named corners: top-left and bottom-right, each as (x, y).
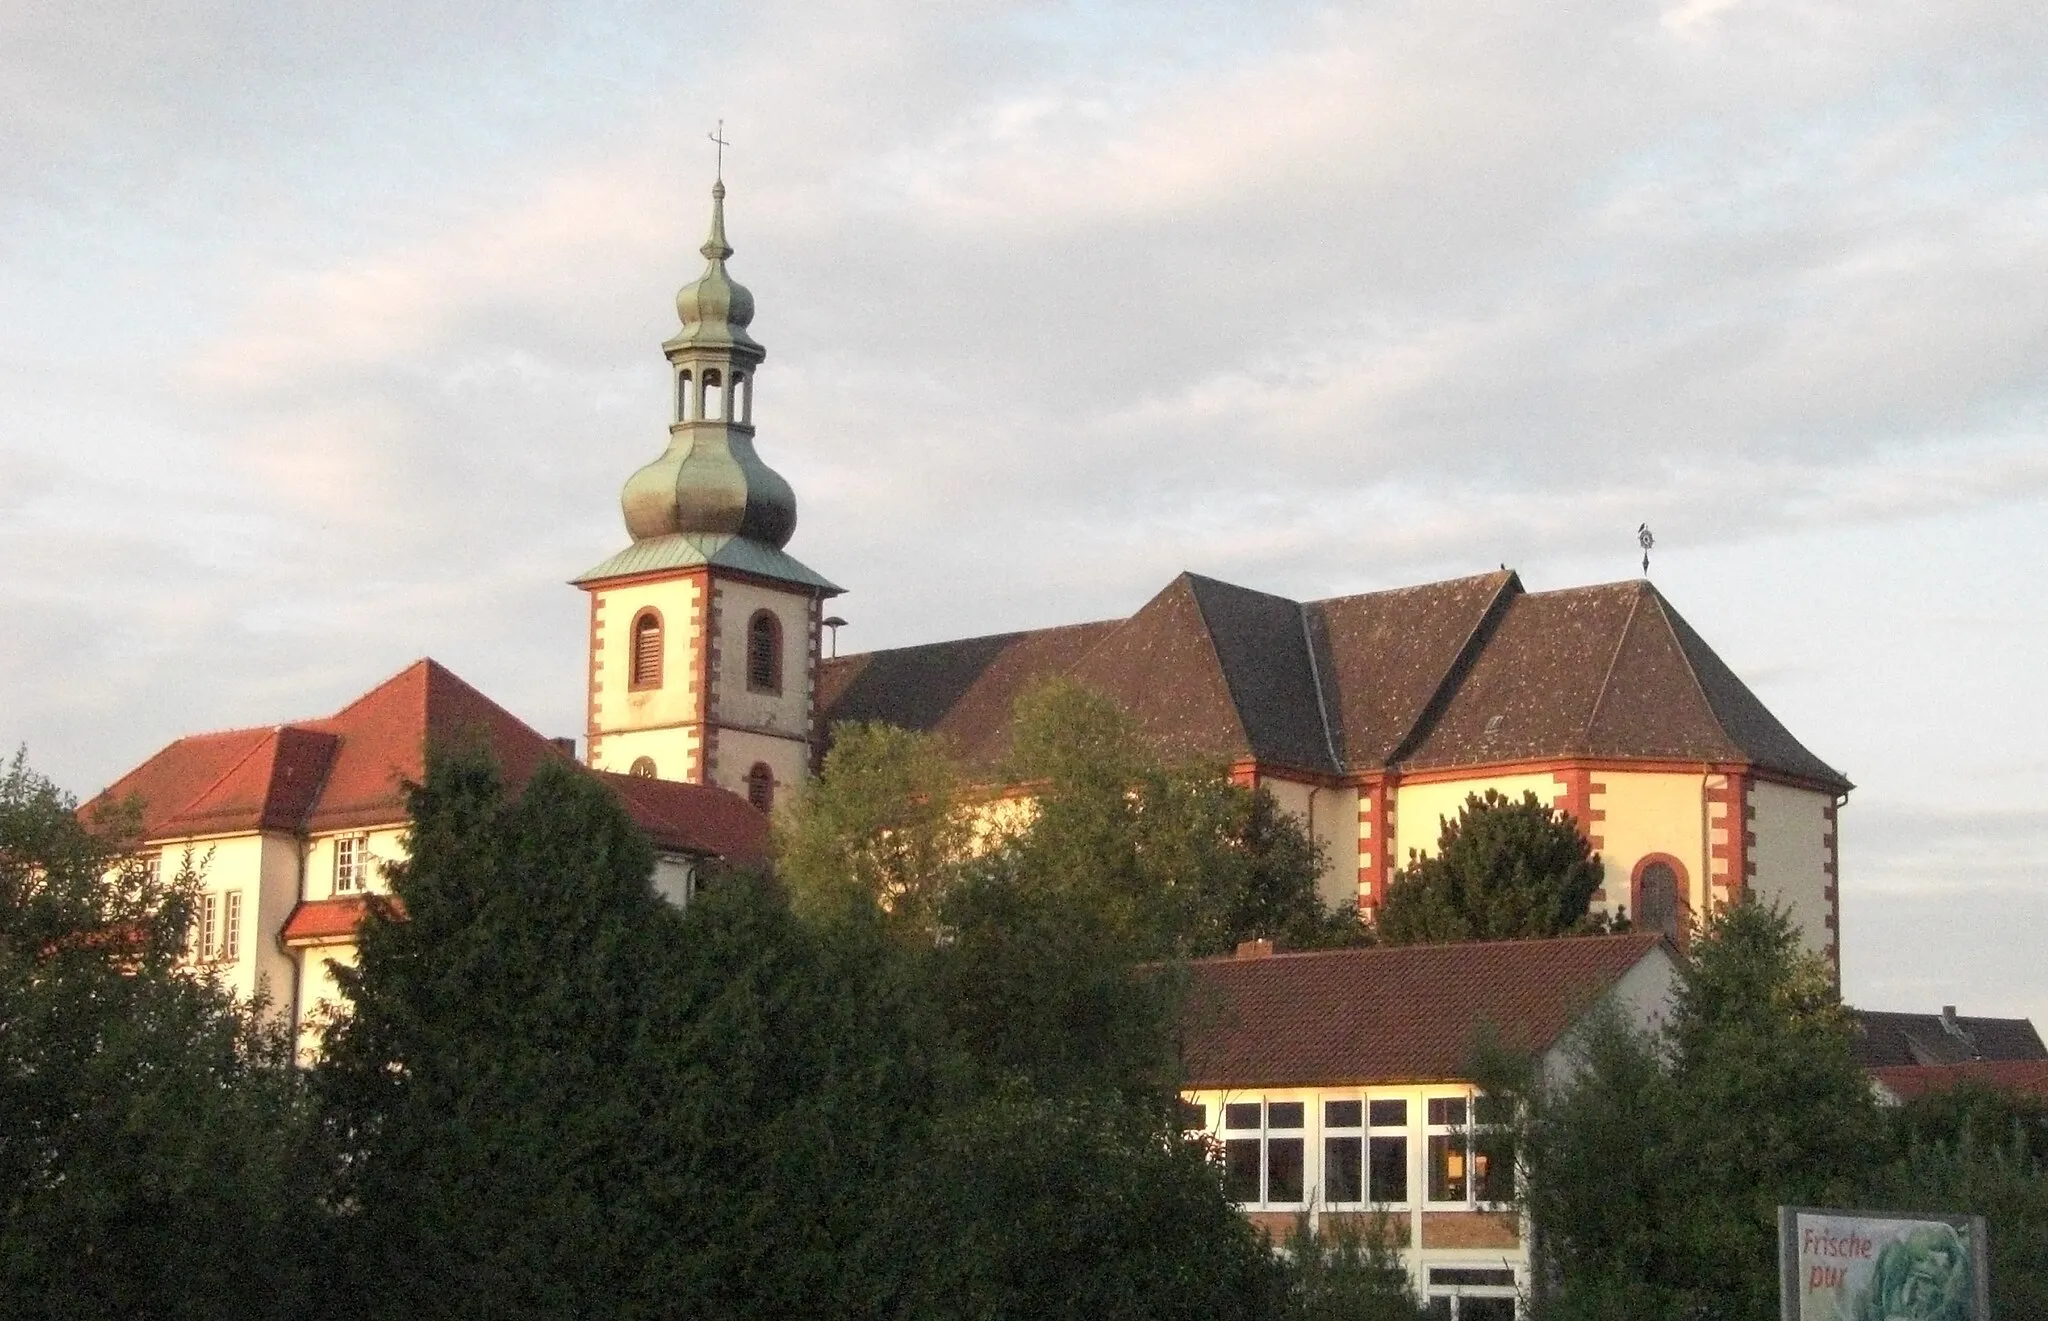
top-left (1307, 568), bottom-right (1517, 610)
top-left (1177, 573), bottom-right (1257, 754)
top-left (832, 617), bottom-right (1123, 665)
top-left (1298, 602), bottom-right (1343, 771)
top-left (1384, 570), bottom-right (1522, 767)
top-left (166, 725), bottom-right (283, 827)
top-left (1583, 582), bottom-right (1647, 754)
top-left (1192, 929), bottom-right (1661, 967)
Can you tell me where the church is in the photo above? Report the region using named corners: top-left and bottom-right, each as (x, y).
top-left (93, 177), bottom-right (1849, 1053)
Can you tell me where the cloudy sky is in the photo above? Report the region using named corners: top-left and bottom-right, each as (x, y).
top-left (4, 0), bottom-right (2044, 1023)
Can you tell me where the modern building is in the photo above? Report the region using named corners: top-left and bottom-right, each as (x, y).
top-left (1178, 932), bottom-right (1679, 1317)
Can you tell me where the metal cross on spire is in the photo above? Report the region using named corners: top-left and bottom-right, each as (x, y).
top-left (708, 120), bottom-right (729, 182)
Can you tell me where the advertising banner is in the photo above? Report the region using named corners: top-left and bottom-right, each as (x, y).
top-left (1778, 1206), bottom-right (1989, 1321)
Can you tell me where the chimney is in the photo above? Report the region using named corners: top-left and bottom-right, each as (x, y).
top-left (1235, 938), bottom-right (1275, 960)
top-left (1942, 1005), bottom-right (1960, 1031)
top-left (551, 736), bottom-right (578, 760)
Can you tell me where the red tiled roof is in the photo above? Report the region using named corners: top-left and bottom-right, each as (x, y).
top-left (591, 770), bottom-right (769, 864)
top-left (1871, 1060), bottom-right (2048, 1103)
top-left (90, 659), bottom-right (767, 863)
top-left (280, 896), bottom-right (386, 946)
top-left (1180, 932), bottom-right (1669, 1088)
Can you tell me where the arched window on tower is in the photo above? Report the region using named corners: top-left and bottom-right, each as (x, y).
top-left (703, 369), bottom-right (724, 421)
top-left (629, 756), bottom-right (657, 778)
top-left (676, 369), bottom-right (693, 422)
top-left (734, 373), bottom-right (751, 423)
top-left (746, 610), bottom-right (782, 694)
top-left (630, 609), bottom-right (664, 690)
top-left (746, 762), bottom-right (775, 813)
top-left (1633, 857), bottom-right (1688, 945)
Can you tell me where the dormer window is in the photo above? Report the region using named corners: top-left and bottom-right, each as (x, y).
top-left (630, 609), bottom-right (664, 690)
top-left (746, 610), bottom-right (782, 693)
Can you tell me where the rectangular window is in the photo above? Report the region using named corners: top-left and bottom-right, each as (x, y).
top-left (197, 893), bottom-right (217, 963)
top-left (1474, 1094), bottom-right (1515, 1205)
top-left (1177, 1100), bottom-right (1207, 1131)
top-left (1324, 1097), bottom-right (1364, 1203)
top-left (1222, 1139), bottom-right (1262, 1202)
top-left (334, 835), bottom-right (368, 893)
top-left (219, 891), bottom-right (241, 962)
top-left (1369, 1134), bottom-right (1409, 1203)
top-left (1325, 1136), bottom-right (1363, 1202)
top-left (1427, 1094), bottom-right (1471, 1203)
top-left (141, 851), bottom-right (162, 887)
top-left (1367, 1094), bottom-right (1410, 1204)
top-left (1220, 1099), bottom-right (1306, 1206)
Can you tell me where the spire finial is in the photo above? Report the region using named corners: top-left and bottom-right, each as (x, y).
top-left (708, 119), bottom-right (729, 183)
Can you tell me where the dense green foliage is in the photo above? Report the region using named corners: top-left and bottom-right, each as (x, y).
top-left (1489, 899), bottom-right (2047, 1320)
top-left (780, 679), bottom-right (1367, 962)
top-left (0, 751), bottom-right (308, 1320)
top-left (313, 740), bottom-right (1283, 1319)
top-left (1280, 1212), bottom-right (1431, 1321)
top-left (1376, 789), bottom-right (1607, 946)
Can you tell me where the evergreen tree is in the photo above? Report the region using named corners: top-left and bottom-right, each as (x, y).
top-left (1376, 789), bottom-right (1606, 946)
top-left (0, 750), bottom-right (308, 1321)
top-left (312, 750), bottom-right (675, 1319)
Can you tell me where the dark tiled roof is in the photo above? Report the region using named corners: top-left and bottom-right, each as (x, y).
top-left (819, 570), bottom-right (1849, 790)
top-left (1871, 1060), bottom-right (2048, 1103)
top-left (1180, 932), bottom-right (1668, 1088)
top-left (90, 660), bottom-right (766, 862)
top-left (818, 620), bottom-right (1118, 768)
top-left (1312, 572), bottom-right (1515, 768)
top-left (1849, 1009), bottom-right (2048, 1069)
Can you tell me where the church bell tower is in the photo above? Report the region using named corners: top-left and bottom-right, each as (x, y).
top-left (574, 177), bottom-right (840, 812)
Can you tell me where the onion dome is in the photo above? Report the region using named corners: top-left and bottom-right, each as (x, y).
top-left (618, 180), bottom-right (797, 550)
top-left (666, 180), bottom-right (763, 358)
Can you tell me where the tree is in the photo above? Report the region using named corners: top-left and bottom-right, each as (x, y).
top-left (1001, 678), bottom-right (1362, 959)
top-left (1375, 789), bottom-right (1606, 946)
top-left (774, 720), bottom-right (972, 941)
top-left (1500, 899), bottom-right (1881, 1320)
top-left (1279, 1211), bottom-right (1431, 1321)
top-left (311, 749), bottom-right (678, 1319)
top-left (315, 744), bottom-right (1279, 1321)
top-left (0, 750), bottom-right (308, 1321)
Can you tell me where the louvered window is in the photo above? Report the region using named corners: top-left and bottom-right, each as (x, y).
top-left (746, 763), bottom-right (775, 813)
top-left (746, 611), bottom-right (781, 693)
top-left (631, 610), bottom-right (664, 689)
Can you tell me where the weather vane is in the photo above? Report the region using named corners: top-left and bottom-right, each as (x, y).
top-left (1638, 523), bottom-right (1655, 576)
top-left (708, 119), bottom-right (729, 182)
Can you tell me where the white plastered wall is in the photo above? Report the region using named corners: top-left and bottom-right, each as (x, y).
top-left (154, 831), bottom-right (297, 1015)
top-left (1748, 780), bottom-right (1834, 960)
top-left (304, 826), bottom-right (409, 900)
top-left (1587, 771), bottom-right (1710, 922)
top-left (1393, 773), bottom-right (1559, 868)
top-left (709, 726), bottom-right (810, 809)
top-left (1261, 777), bottom-right (1360, 911)
top-left (295, 941), bottom-right (357, 1063)
top-left (589, 572), bottom-right (706, 775)
top-left (708, 577), bottom-right (815, 741)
